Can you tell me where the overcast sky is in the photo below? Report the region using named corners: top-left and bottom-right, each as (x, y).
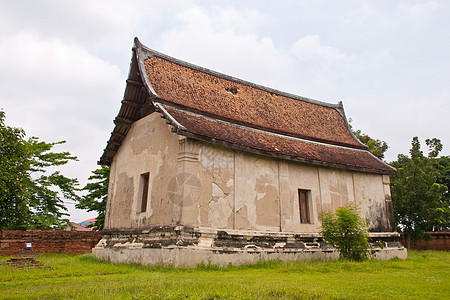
top-left (1, 0), bottom-right (449, 222)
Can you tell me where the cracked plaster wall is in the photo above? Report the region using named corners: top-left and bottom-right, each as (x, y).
top-left (171, 141), bottom-right (392, 233)
top-left (104, 112), bottom-right (179, 229)
top-left (105, 113), bottom-right (394, 233)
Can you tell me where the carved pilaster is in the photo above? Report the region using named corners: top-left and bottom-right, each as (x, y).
top-left (382, 175), bottom-right (395, 231)
top-left (178, 136), bottom-right (200, 162)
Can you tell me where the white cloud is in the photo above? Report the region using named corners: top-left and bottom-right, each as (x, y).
top-left (288, 35), bottom-right (358, 99)
top-left (0, 31), bottom-right (124, 221)
top-left (1, 31), bottom-right (121, 95)
top-left (291, 34), bottom-right (354, 66)
top-left (398, 0), bottom-right (440, 21)
top-left (0, 31), bottom-right (123, 132)
top-left (202, 5), bottom-right (269, 33)
top-left (383, 89), bottom-right (450, 160)
top-left (159, 7), bottom-right (291, 89)
top-left (0, 0), bottom-right (187, 58)
top-left (338, 1), bottom-right (376, 24)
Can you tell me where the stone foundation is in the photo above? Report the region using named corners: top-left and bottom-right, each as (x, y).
top-left (93, 226), bottom-right (406, 267)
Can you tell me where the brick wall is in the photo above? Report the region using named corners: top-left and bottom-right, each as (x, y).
top-left (400, 232), bottom-right (450, 250)
top-left (0, 230), bottom-right (101, 256)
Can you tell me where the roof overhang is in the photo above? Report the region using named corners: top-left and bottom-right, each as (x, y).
top-left (99, 38), bottom-right (396, 175)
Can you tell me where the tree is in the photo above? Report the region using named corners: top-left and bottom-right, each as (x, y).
top-left (320, 205), bottom-right (370, 261)
top-left (435, 155), bottom-right (450, 230)
top-left (390, 137), bottom-right (448, 249)
top-left (0, 110), bottom-right (30, 229)
top-left (348, 119), bottom-right (389, 160)
top-left (76, 166), bottom-right (110, 230)
top-left (0, 110), bottom-right (79, 230)
top-left (352, 129), bottom-right (389, 160)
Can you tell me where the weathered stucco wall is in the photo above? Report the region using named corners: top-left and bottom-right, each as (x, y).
top-left (190, 141), bottom-right (393, 232)
top-left (281, 162), bottom-right (321, 232)
top-left (234, 153), bottom-right (280, 231)
top-left (353, 173), bottom-right (394, 231)
top-left (105, 113), bottom-right (394, 233)
top-left (104, 112), bottom-right (179, 229)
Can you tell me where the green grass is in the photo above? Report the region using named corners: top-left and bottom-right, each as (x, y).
top-left (0, 250), bottom-right (448, 299)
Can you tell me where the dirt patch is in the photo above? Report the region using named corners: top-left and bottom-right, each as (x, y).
top-left (0, 257), bottom-right (51, 269)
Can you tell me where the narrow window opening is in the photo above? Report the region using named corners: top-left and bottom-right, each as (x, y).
top-left (140, 173), bottom-right (150, 213)
top-left (299, 189), bottom-right (310, 224)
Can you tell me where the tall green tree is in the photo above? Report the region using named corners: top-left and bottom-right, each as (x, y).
top-left (0, 110), bottom-right (79, 230)
top-left (390, 137), bottom-right (448, 249)
top-left (0, 111), bottom-right (30, 229)
top-left (76, 166), bottom-right (110, 230)
top-left (436, 155), bottom-right (450, 230)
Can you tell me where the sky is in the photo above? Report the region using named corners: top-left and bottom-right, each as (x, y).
top-left (1, 0), bottom-right (449, 222)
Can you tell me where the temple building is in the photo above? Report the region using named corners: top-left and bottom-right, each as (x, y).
top-left (93, 38), bottom-right (406, 266)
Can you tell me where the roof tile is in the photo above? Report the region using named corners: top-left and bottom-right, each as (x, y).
top-left (164, 106), bottom-right (395, 174)
top-left (144, 56), bottom-right (364, 149)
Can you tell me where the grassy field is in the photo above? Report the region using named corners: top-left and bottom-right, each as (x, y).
top-left (0, 250), bottom-right (449, 299)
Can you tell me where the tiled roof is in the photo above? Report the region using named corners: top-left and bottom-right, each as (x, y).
top-left (99, 38), bottom-right (395, 175)
top-left (159, 105), bottom-right (394, 173)
top-left (144, 57), bottom-right (364, 149)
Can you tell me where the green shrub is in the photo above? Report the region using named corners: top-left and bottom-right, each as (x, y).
top-left (320, 205), bottom-right (370, 261)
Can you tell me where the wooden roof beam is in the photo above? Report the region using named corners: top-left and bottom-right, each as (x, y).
top-left (107, 141), bottom-right (121, 147)
top-left (103, 149), bottom-right (117, 155)
top-left (126, 79), bottom-right (143, 87)
top-left (121, 99), bottom-right (140, 108)
top-left (114, 117), bottom-right (133, 127)
top-left (111, 131), bottom-right (126, 139)
top-left (98, 158), bottom-right (112, 166)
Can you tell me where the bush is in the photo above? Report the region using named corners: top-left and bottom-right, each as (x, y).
top-left (320, 205), bottom-right (370, 261)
